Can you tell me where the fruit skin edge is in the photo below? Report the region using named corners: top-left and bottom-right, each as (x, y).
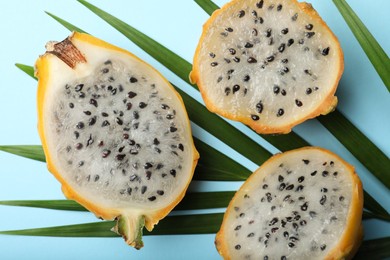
top-left (35, 32), bottom-right (199, 248)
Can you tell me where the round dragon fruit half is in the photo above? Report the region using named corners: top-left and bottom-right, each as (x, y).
top-left (191, 0), bottom-right (343, 134)
top-left (35, 32), bottom-right (199, 249)
top-left (215, 147), bottom-right (363, 259)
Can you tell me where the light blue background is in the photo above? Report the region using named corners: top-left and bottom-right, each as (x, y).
top-left (0, 0), bottom-right (389, 259)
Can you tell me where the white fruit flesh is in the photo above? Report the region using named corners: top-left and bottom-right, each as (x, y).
top-left (217, 148), bottom-right (362, 259)
top-left (40, 36), bottom-right (196, 214)
top-left (192, 0), bottom-right (342, 132)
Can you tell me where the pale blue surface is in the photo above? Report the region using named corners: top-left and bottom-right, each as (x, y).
top-left (0, 0), bottom-right (389, 259)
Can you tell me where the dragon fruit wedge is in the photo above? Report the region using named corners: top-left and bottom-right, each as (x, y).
top-left (35, 32), bottom-right (199, 249)
top-left (215, 147), bottom-right (363, 259)
top-left (191, 0), bottom-right (343, 134)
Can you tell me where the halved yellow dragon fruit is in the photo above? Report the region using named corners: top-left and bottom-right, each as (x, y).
top-left (191, 0), bottom-right (343, 134)
top-left (35, 32), bottom-right (199, 249)
top-left (216, 147), bottom-right (363, 259)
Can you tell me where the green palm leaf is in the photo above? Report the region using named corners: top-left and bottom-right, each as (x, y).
top-left (332, 0), bottom-right (390, 90)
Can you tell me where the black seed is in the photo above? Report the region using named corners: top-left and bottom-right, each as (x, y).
top-left (139, 102), bottom-right (147, 109)
top-left (269, 217), bottom-right (278, 226)
top-left (301, 202), bottom-right (308, 211)
top-left (101, 112), bottom-right (108, 117)
top-left (209, 52), bottom-right (215, 58)
top-left (295, 99), bottom-right (303, 107)
top-left (133, 111), bottom-right (139, 119)
top-left (287, 38), bottom-right (294, 46)
top-left (243, 75), bottom-right (250, 82)
top-left (127, 187), bottom-right (132, 195)
top-left (273, 85), bottom-right (280, 94)
top-left (277, 4), bottom-right (283, 11)
top-left (293, 222), bottom-right (299, 231)
top-left (178, 143), bottom-right (184, 151)
top-left (300, 220), bottom-right (307, 226)
top-left (278, 175), bottom-right (284, 182)
top-left (306, 88), bottom-right (313, 95)
top-left (74, 84), bottom-right (84, 92)
top-left (247, 232), bottom-right (255, 237)
top-left (75, 143), bottom-right (83, 150)
top-left (256, 102), bottom-right (263, 113)
top-left (266, 28), bottom-right (272, 37)
top-left (234, 225), bottom-right (241, 231)
top-left (322, 47), bottom-right (330, 56)
top-left (322, 171), bottom-right (329, 177)
top-left (262, 184), bottom-right (268, 189)
top-left (170, 126), bottom-right (178, 132)
top-left (256, 0), bottom-right (264, 8)
top-left (251, 114), bottom-right (260, 121)
top-left (211, 62), bottom-right (218, 67)
top-left (279, 183), bottom-right (286, 191)
top-left (320, 244), bottom-right (327, 251)
top-left (86, 135), bottom-right (94, 147)
top-left (286, 184), bottom-right (294, 190)
top-left (227, 69), bottom-right (234, 75)
top-left (145, 171), bottom-right (152, 180)
top-left (292, 13), bottom-right (298, 21)
top-left (268, 37), bottom-right (274, 45)
top-left (252, 28), bottom-right (258, 36)
top-left (265, 232), bottom-right (271, 239)
top-left (88, 98), bottom-right (98, 107)
top-left (76, 122), bottom-right (85, 129)
top-left (256, 17), bottom-right (264, 24)
top-left (69, 103), bottom-right (74, 109)
top-left (102, 149), bottom-right (111, 158)
top-left (321, 188), bottom-right (328, 193)
top-left (233, 57), bottom-right (240, 63)
top-left (277, 109), bottom-right (284, 117)
top-left (128, 91), bottom-right (137, 98)
top-left (157, 190), bottom-right (164, 196)
top-left (217, 76), bottom-right (223, 83)
top-left (288, 242), bottom-right (295, 248)
top-left (320, 195), bottom-right (327, 205)
top-left (282, 67), bottom-right (289, 73)
top-left (116, 154), bottom-right (126, 161)
top-left (88, 116), bottom-right (97, 126)
top-left (144, 162), bottom-right (153, 169)
top-left (311, 170), bottom-right (317, 176)
top-left (248, 57), bottom-right (257, 63)
top-left (305, 24), bottom-right (313, 30)
top-left (281, 256), bottom-right (287, 260)
top-left (118, 146), bottom-right (125, 153)
top-left (295, 185), bottom-right (303, 191)
top-left (245, 42), bottom-right (254, 48)
top-left (141, 186), bottom-right (147, 194)
top-left (339, 196), bottom-right (345, 202)
top-left (281, 28), bottom-right (289, 34)
top-left (309, 211), bottom-right (317, 218)
top-left (129, 77), bottom-right (138, 83)
top-left (83, 111), bottom-right (92, 116)
top-left (224, 87), bottom-right (231, 96)
top-left (286, 216), bottom-right (293, 222)
top-left (278, 43), bottom-right (286, 53)
top-left (102, 68), bottom-right (109, 74)
top-left (225, 27), bottom-right (233, 32)
top-left (284, 195), bottom-right (291, 201)
top-left (266, 55), bottom-right (275, 62)
top-left (118, 85), bottom-right (124, 92)
top-left (238, 10), bottom-right (245, 18)
top-left (111, 88), bottom-right (117, 95)
top-left (251, 10), bottom-right (257, 17)
top-left (239, 213), bottom-right (245, 218)
top-left (154, 147), bottom-right (161, 153)
top-left (306, 32), bottom-right (315, 38)
top-left (235, 244), bottom-right (241, 250)
top-left (130, 174), bottom-right (138, 182)
top-left (101, 120), bottom-right (110, 127)
top-left (170, 169), bottom-right (176, 177)
top-left (232, 85), bottom-right (240, 93)
top-left (228, 48), bottom-right (237, 55)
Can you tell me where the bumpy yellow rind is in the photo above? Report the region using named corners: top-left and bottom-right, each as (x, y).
top-left (190, 0), bottom-right (343, 134)
top-left (215, 147), bottom-right (363, 260)
top-left (36, 32), bottom-right (199, 244)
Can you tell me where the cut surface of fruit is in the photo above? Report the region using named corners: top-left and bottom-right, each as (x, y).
top-left (215, 147), bottom-right (363, 259)
top-left (191, 0), bottom-right (343, 134)
top-left (35, 32), bottom-right (199, 249)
